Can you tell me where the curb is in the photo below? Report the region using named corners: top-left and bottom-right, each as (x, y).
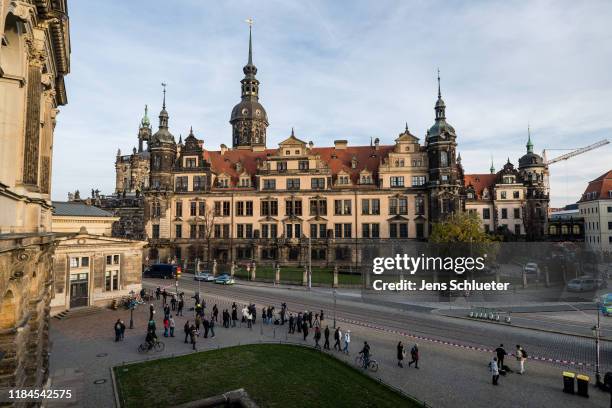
top-left (110, 366), bottom-right (121, 408)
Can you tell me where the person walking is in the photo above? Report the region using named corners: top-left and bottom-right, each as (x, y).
top-left (408, 344), bottom-right (419, 369)
top-left (515, 345), bottom-right (526, 374)
top-left (170, 295), bottom-right (177, 311)
top-left (262, 307), bottom-right (267, 325)
top-left (323, 326), bottom-right (330, 350)
top-left (163, 316), bottom-right (169, 337)
top-left (169, 315), bottom-right (175, 337)
top-left (343, 330), bottom-right (351, 354)
top-left (397, 341), bottom-right (405, 368)
top-left (302, 319), bottom-right (309, 341)
top-left (280, 303), bottom-right (287, 325)
top-left (288, 313), bottom-right (295, 334)
top-left (320, 309), bottom-right (324, 322)
top-left (203, 316), bottom-right (210, 338)
top-left (114, 319), bottom-right (122, 342)
top-left (333, 327), bottom-right (342, 351)
top-left (195, 314), bottom-right (202, 336)
top-left (177, 298), bottom-right (184, 316)
top-left (495, 344), bottom-right (507, 370)
top-left (149, 304), bottom-right (155, 321)
top-left (314, 313), bottom-right (320, 328)
top-left (246, 310), bottom-right (253, 329)
top-left (232, 305), bottom-right (238, 327)
top-left (164, 305), bottom-right (170, 320)
top-left (119, 320), bottom-right (126, 340)
top-left (209, 315), bottom-right (215, 338)
top-left (314, 326), bottom-right (321, 349)
top-left (296, 313), bottom-right (303, 333)
top-left (213, 304), bottom-right (219, 322)
top-left (162, 288), bottom-right (168, 306)
top-left (489, 356), bottom-right (500, 385)
top-left (189, 324), bottom-right (197, 351)
top-left (155, 287), bottom-right (161, 300)
top-left (184, 320), bottom-right (190, 343)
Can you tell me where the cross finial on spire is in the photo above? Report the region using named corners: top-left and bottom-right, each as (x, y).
top-left (526, 122), bottom-right (534, 153)
top-left (245, 17), bottom-right (254, 65)
top-left (161, 82), bottom-right (167, 109)
top-left (291, 127), bottom-right (295, 137)
top-left (405, 122), bottom-right (409, 133)
top-left (190, 125), bottom-right (193, 135)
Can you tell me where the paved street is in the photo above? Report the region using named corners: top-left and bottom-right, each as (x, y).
top-left (46, 276), bottom-right (611, 408)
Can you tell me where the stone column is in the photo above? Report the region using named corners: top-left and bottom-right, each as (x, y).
top-left (302, 266), bottom-right (308, 286)
top-left (212, 259), bottom-right (217, 276)
top-left (250, 262), bottom-right (256, 281)
top-left (275, 265), bottom-right (280, 285)
top-left (230, 261), bottom-right (236, 277)
top-left (22, 42), bottom-right (45, 186)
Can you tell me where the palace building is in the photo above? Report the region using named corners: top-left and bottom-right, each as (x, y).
top-left (113, 26), bottom-right (549, 268)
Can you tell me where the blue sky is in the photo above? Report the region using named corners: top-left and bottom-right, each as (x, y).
top-left (52, 0), bottom-right (612, 207)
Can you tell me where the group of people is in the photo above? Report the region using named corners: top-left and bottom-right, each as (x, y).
top-left (396, 341), bottom-right (419, 369)
top-left (488, 344), bottom-right (527, 385)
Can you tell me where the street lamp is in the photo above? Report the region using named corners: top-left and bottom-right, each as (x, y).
top-left (308, 236), bottom-right (312, 290)
top-left (333, 288), bottom-right (337, 329)
top-left (128, 290), bottom-right (135, 329)
top-left (593, 302), bottom-right (602, 386)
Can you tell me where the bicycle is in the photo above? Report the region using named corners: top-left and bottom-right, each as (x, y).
top-left (137, 339), bottom-right (165, 353)
top-left (354, 354), bottom-right (379, 372)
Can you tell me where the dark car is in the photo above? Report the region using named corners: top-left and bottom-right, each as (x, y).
top-left (144, 264), bottom-right (178, 279)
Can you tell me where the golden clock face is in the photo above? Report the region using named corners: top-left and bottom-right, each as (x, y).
top-left (255, 109), bottom-right (261, 117)
top-left (242, 108), bottom-right (249, 115)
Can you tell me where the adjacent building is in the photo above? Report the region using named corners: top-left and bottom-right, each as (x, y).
top-left (548, 204), bottom-right (584, 242)
top-left (578, 170), bottom-right (612, 253)
top-left (0, 0), bottom-right (70, 392)
top-left (50, 202), bottom-right (145, 314)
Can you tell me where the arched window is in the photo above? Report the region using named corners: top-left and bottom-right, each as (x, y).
top-left (549, 225), bottom-right (557, 235)
top-left (440, 151), bottom-right (448, 167)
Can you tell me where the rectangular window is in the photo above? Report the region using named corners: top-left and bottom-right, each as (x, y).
top-left (70, 257), bottom-right (79, 268)
top-left (362, 223), bottom-right (370, 238)
top-left (214, 224), bottom-right (221, 238)
top-left (285, 200), bottom-right (302, 216)
top-left (175, 176), bottom-right (188, 192)
top-left (277, 161), bottom-right (287, 172)
top-left (501, 208), bottom-right (508, 219)
top-left (262, 224), bottom-right (269, 238)
top-left (513, 191), bottom-right (520, 199)
top-left (185, 157), bottom-right (197, 168)
top-left (334, 223), bottom-right (342, 238)
top-left (261, 200), bottom-right (278, 216)
top-left (415, 197), bottom-right (425, 215)
top-left (236, 201), bottom-right (244, 216)
top-left (483, 208), bottom-right (490, 220)
top-left (299, 160), bottom-right (309, 170)
top-left (223, 201), bottom-right (230, 216)
top-left (286, 224), bottom-right (293, 238)
top-left (389, 198), bottom-right (408, 215)
top-left (105, 270), bottom-right (119, 291)
top-left (237, 224), bottom-right (244, 238)
top-left (198, 201), bottom-right (206, 216)
top-left (362, 199), bottom-right (370, 215)
top-left (390, 176), bottom-right (404, 187)
top-left (175, 224), bottom-right (182, 238)
top-left (311, 178), bottom-right (325, 189)
top-left (608, 221), bottom-right (612, 230)
top-left (190, 201), bottom-right (197, 216)
top-left (399, 223), bottom-right (408, 238)
top-left (175, 201), bottom-right (183, 217)
top-left (334, 200), bottom-right (352, 215)
top-left (514, 224), bottom-right (521, 235)
top-left (152, 224), bottom-right (160, 239)
top-left (344, 223), bottom-right (352, 238)
top-left (222, 224), bottom-right (230, 238)
top-left (106, 255), bottom-right (112, 265)
top-left (310, 223), bottom-right (318, 238)
top-left (81, 257), bottom-right (89, 267)
top-left (198, 225), bottom-right (206, 239)
top-left (287, 178), bottom-right (300, 190)
top-left (263, 179), bottom-right (276, 190)
top-left (193, 175), bottom-right (206, 191)
top-left (389, 223), bottom-right (397, 238)
top-left (514, 208), bottom-right (520, 219)
top-left (411, 176), bottom-right (426, 186)
top-left (501, 191), bottom-right (507, 199)
top-left (214, 202), bottom-right (221, 216)
top-left (190, 224), bottom-right (197, 238)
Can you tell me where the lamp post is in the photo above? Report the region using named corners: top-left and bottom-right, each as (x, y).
top-left (128, 290), bottom-right (135, 329)
top-left (308, 236), bottom-right (312, 290)
top-left (593, 302), bottom-right (602, 386)
top-left (333, 288), bottom-right (337, 329)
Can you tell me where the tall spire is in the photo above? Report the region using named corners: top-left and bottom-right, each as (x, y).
top-left (159, 83), bottom-right (169, 128)
top-left (526, 123), bottom-right (533, 153)
top-left (435, 68), bottom-right (446, 120)
top-left (291, 127), bottom-right (295, 137)
top-left (141, 104), bottom-right (150, 128)
top-left (247, 17), bottom-right (253, 65)
top-left (490, 156), bottom-right (495, 174)
top-left (405, 122), bottom-right (409, 133)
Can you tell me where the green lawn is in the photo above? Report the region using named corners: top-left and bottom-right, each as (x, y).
top-left (114, 344), bottom-right (421, 408)
top-left (234, 266), bottom-right (362, 286)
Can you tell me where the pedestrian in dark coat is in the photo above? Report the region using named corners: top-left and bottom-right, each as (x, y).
top-left (288, 314), bottom-right (295, 333)
top-left (495, 344), bottom-right (507, 370)
top-left (397, 341), bottom-right (405, 367)
top-left (162, 289), bottom-right (168, 305)
top-left (177, 299), bottom-right (184, 316)
top-left (184, 321), bottom-right (190, 343)
top-left (408, 344), bottom-right (419, 369)
top-left (119, 320), bottom-right (126, 340)
top-left (231, 306), bottom-right (238, 327)
top-left (189, 325), bottom-right (197, 350)
top-left (164, 305), bottom-right (170, 320)
top-left (302, 320), bottom-right (309, 341)
top-left (296, 313), bottom-right (303, 333)
top-left (170, 296), bottom-right (177, 311)
top-left (324, 326), bottom-right (330, 350)
top-left (149, 304), bottom-right (155, 321)
top-left (213, 305), bottom-right (219, 322)
top-left (114, 319), bottom-right (122, 342)
top-left (203, 317), bottom-right (210, 338)
top-left (333, 328), bottom-right (342, 351)
top-left (320, 309), bottom-right (324, 321)
top-left (155, 287), bottom-right (161, 300)
top-left (314, 326), bottom-right (321, 349)
top-left (209, 316), bottom-right (215, 338)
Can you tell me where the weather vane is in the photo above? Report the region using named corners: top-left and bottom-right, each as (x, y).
top-left (245, 17), bottom-right (254, 27)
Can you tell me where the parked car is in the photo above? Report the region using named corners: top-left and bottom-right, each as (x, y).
top-left (194, 272), bottom-right (215, 282)
top-left (566, 277), bottom-right (597, 292)
top-left (144, 264), bottom-right (179, 279)
top-left (523, 263), bottom-right (540, 275)
top-left (214, 274), bottom-right (235, 285)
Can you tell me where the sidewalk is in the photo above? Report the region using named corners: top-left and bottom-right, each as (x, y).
top-left (47, 291), bottom-right (609, 408)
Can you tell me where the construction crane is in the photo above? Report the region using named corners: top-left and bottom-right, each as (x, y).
top-left (543, 139), bottom-right (610, 165)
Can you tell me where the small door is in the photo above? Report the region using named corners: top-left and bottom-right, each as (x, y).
top-left (70, 273), bottom-right (89, 308)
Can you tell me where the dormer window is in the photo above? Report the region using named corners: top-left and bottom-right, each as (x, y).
top-left (217, 177), bottom-right (229, 188)
top-left (295, 149), bottom-right (300, 155)
top-left (235, 162), bottom-right (242, 172)
top-left (467, 192), bottom-right (474, 199)
top-left (285, 150), bottom-right (291, 155)
top-left (240, 177), bottom-right (251, 188)
top-left (185, 157), bottom-right (197, 168)
top-left (338, 176), bottom-right (350, 185)
top-left (395, 159), bottom-right (405, 167)
top-left (503, 176), bottom-right (515, 184)
top-left (360, 175), bottom-right (372, 184)
top-left (440, 151), bottom-right (448, 167)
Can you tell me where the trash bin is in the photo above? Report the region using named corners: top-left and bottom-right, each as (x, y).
top-left (562, 371), bottom-right (575, 394)
top-left (576, 374), bottom-right (589, 398)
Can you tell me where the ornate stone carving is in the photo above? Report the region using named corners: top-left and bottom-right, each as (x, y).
top-left (9, 1), bottom-right (35, 23)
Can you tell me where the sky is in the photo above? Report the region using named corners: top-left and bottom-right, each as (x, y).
top-left (51, 0), bottom-right (612, 207)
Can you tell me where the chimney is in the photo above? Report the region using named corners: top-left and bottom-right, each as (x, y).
top-left (220, 144), bottom-right (228, 155)
top-left (374, 138), bottom-right (380, 150)
top-left (334, 140), bottom-right (348, 150)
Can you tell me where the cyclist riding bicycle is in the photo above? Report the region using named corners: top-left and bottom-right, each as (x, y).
top-left (145, 330), bottom-right (157, 350)
top-left (359, 341), bottom-right (371, 369)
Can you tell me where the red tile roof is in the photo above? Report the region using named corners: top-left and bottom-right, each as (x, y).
top-left (580, 169), bottom-right (612, 201)
top-left (202, 145), bottom-right (395, 187)
top-left (464, 173), bottom-right (497, 200)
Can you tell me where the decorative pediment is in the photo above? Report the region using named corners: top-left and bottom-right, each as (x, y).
top-left (307, 216), bottom-right (328, 222)
top-left (387, 215), bottom-right (410, 222)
